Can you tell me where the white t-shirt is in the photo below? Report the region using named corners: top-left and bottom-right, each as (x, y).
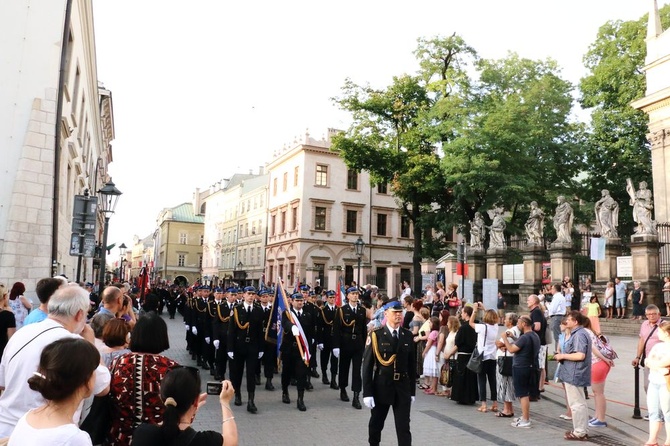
top-left (474, 323), bottom-right (499, 360)
top-left (8, 411), bottom-right (92, 446)
top-left (401, 286), bottom-right (412, 298)
top-left (0, 319), bottom-right (111, 437)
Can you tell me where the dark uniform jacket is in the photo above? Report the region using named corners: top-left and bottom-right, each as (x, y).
top-left (362, 326), bottom-right (416, 404)
top-left (210, 300), bottom-right (231, 343)
top-left (280, 308), bottom-right (316, 354)
top-left (227, 303), bottom-right (264, 352)
top-left (332, 304), bottom-right (367, 351)
top-left (317, 304), bottom-right (337, 346)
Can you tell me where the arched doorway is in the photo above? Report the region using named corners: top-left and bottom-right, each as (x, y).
top-left (174, 276), bottom-right (188, 287)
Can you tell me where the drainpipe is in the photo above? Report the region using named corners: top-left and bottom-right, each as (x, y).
top-left (52, 0), bottom-right (74, 275)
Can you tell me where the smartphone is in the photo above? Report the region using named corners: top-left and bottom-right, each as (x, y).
top-left (420, 331), bottom-right (426, 337)
top-left (206, 381), bottom-right (222, 395)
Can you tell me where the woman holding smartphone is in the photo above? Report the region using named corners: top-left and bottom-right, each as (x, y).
top-left (132, 368), bottom-right (238, 446)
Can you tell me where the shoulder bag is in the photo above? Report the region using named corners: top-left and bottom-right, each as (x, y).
top-left (497, 350), bottom-right (513, 376)
top-left (466, 324), bottom-right (487, 374)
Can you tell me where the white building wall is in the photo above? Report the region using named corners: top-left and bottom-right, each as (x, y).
top-left (0, 0), bottom-right (112, 295)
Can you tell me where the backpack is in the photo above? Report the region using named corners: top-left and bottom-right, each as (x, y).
top-left (594, 334), bottom-right (618, 361)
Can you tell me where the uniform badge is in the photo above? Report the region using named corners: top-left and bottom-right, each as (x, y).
top-left (365, 335), bottom-right (371, 346)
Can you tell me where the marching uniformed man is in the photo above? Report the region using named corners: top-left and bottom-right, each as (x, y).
top-left (228, 285), bottom-right (265, 413)
top-left (362, 300), bottom-right (416, 446)
top-left (208, 287), bottom-right (226, 379)
top-left (300, 285), bottom-right (319, 389)
top-left (281, 292), bottom-right (316, 411)
top-left (257, 289), bottom-right (276, 391)
top-left (192, 286), bottom-right (211, 370)
top-left (332, 286), bottom-right (367, 409)
top-left (317, 290), bottom-right (339, 388)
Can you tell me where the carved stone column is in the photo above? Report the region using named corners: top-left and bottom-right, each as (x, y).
top-left (467, 249), bottom-right (486, 301)
top-left (630, 234), bottom-right (661, 308)
top-left (519, 246), bottom-right (545, 302)
top-left (595, 238), bottom-right (622, 284)
top-left (549, 245), bottom-right (575, 286)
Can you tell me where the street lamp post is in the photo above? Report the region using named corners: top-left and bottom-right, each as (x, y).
top-left (97, 180), bottom-right (122, 296)
top-left (119, 243), bottom-right (127, 283)
top-left (354, 237), bottom-right (365, 289)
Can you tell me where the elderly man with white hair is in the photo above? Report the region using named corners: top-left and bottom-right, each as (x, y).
top-left (0, 284), bottom-right (111, 437)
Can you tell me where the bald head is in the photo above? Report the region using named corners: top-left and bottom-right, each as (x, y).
top-left (102, 286), bottom-right (123, 311)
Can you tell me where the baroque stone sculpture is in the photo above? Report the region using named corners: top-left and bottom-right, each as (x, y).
top-left (524, 201), bottom-right (545, 246)
top-left (626, 178), bottom-right (657, 236)
top-left (469, 212), bottom-right (486, 251)
top-left (488, 208), bottom-right (506, 250)
top-left (594, 189), bottom-right (619, 238)
top-left (552, 195), bottom-right (574, 245)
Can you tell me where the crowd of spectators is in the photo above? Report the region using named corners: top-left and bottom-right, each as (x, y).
top-left (0, 279), bottom-right (237, 446)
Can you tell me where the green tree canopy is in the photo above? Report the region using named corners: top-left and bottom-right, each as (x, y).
top-left (441, 53), bottom-right (584, 236)
top-left (578, 7), bottom-right (670, 235)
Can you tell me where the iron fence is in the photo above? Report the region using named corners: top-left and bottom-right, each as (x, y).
top-left (659, 222), bottom-right (670, 278)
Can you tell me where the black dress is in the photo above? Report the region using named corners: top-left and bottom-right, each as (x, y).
top-left (451, 323), bottom-right (479, 405)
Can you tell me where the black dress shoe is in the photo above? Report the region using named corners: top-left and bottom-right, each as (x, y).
top-left (201, 363), bottom-right (210, 371)
top-left (310, 370), bottom-right (320, 378)
top-left (282, 392), bottom-right (290, 404)
top-left (322, 374), bottom-right (330, 385)
top-left (340, 389), bottom-right (350, 402)
top-left (305, 381), bottom-right (314, 391)
top-left (265, 381), bottom-right (275, 391)
top-left (234, 394), bottom-right (242, 406)
top-left (297, 398), bottom-right (307, 411)
top-left (330, 381), bottom-right (339, 390)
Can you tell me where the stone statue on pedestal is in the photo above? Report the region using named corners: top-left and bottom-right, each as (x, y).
top-left (487, 208), bottom-right (506, 250)
top-left (626, 179), bottom-right (657, 235)
top-left (552, 195), bottom-right (574, 245)
top-left (524, 201), bottom-right (545, 246)
top-left (469, 212), bottom-right (486, 251)
top-left (594, 189), bottom-right (619, 238)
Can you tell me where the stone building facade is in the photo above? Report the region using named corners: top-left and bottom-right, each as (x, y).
top-left (264, 130), bottom-right (414, 294)
top-left (0, 0), bottom-right (114, 297)
top-left (153, 203), bottom-right (204, 286)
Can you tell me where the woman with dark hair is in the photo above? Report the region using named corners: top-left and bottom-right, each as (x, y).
top-left (132, 369), bottom-right (239, 446)
top-left (8, 281), bottom-right (31, 330)
top-left (8, 338), bottom-right (99, 445)
top-left (450, 305), bottom-right (479, 405)
top-left (106, 313), bottom-right (179, 446)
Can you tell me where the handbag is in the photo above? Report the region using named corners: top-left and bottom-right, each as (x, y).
top-left (466, 324), bottom-right (487, 374)
top-left (497, 351), bottom-right (513, 376)
top-left (594, 334), bottom-right (618, 361)
top-left (439, 362), bottom-right (450, 386)
top-left (448, 299), bottom-right (460, 308)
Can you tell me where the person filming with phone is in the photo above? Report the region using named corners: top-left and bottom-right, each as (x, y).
top-left (132, 367), bottom-right (238, 446)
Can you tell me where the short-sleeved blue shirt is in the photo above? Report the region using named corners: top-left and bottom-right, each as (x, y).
top-left (556, 325), bottom-right (591, 387)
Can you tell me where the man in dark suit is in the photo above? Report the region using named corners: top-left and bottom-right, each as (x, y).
top-left (317, 290), bottom-right (339, 388)
top-left (280, 292), bottom-right (315, 411)
top-left (227, 286), bottom-right (265, 413)
top-left (363, 300), bottom-right (416, 446)
top-left (332, 286), bottom-right (367, 409)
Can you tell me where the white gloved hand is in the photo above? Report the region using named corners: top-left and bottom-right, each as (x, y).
top-left (185, 325), bottom-right (190, 331)
top-left (213, 339), bottom-right (220, 349)
top-left (191, 326), bottom-right (198, 335)
top-left (411, 396), bottom-right (416, 404)
top-left (291, 325), bottom-right (300, 336)
top-left (227, 352), bottom-right (234, 359)
top-left (205, 337), bottom-right (211, 344)
top-left (363, 397), bottom-right (375, 409)
top-left (333, 348), bottom-right (340, 358)
top-left (258, 352), bottom-right (264, 359)
top-left (317, 343), bottom-right (324, 351)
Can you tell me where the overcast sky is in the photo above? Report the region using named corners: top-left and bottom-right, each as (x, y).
top-left (93, 0), bottom-right (657, 252)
